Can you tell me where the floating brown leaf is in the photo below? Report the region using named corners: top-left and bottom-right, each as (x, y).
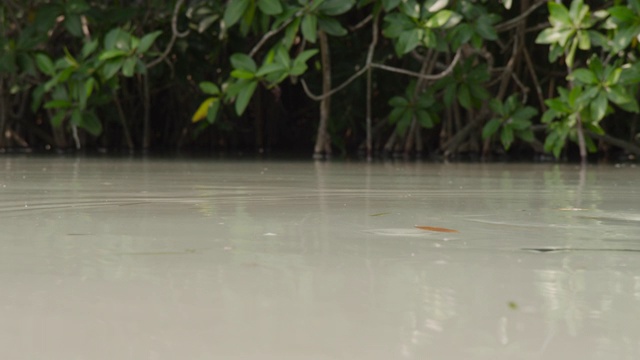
top-left (415, 225), bottom-right (459, 233)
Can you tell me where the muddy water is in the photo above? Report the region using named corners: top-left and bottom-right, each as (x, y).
top-left (1, 157), bottom-right (639, 359)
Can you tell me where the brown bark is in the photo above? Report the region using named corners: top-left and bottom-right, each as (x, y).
top-left (314, 31), bottom-right (332, 158)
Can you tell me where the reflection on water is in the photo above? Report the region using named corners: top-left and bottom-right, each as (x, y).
top-left (0, 157), bottom-right (639, 359)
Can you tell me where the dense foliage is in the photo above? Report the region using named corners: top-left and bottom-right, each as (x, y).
top-left (1, 0), bottom-right (640, 161)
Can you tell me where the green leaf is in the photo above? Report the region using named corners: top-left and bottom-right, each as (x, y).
top-left (301, 14), bottom-right (318, 43)
top-left (382, 0), bottom-right (401, 11)
top-left (199, 82), bottom-right (221, 95)
top-left (443, 83), bottom-right (456, 107)
top-left (426, 10), bottom-right (454, 29)
top-left (605, 68), bottom-right (621, 85)
top-left (547, 2), bottom-right (571, 27)
top-left (535, 28), bottom-right (559, 44)
top-left (275, 46), bottom-right (292, 68)
top-left (99, 49), bottom-right (128, 61)
top-left (441, 12), bottom-right (462, 29)
top-left (70, 108), bottom-right (81, 127)
top-left (84, 77), bottom-right (95, 99)
top-left (424, 0), bottom-right (448, 13)
top-left (256, 62), bottom-right (286, 77)
top-left (489, 98), bottom-right (503, 114)
top-left (388, 107), bottom-right (405, 124)
top-left (548, 44), bottom-right (564, 63)
top-left (318, 17), bottom-right (347, 36)
top-left (457, 83), bottom-right (471, 109)
top-left (510, 118), bottom-right (531, 131)
top-left (104, 28), bottom-right (131, 51)
top-left (44, 99), bottom-right (73, 109)
top-left (541, 109), bottom-right (558, 124)
top-left (396, 29), bottom-right (422, 55)
top-left (122, 57), bottom-right (137, 77)
top-left (65, 0), bottom-right (89, 14)
top-left (517, 128), bottom-right (534, 143)
top-left (71, 109), bottom-right (82, 127)
top-left (565, 37), bottom-right (579, 68)
top-left (78, 78), bottom-right (93, 110)
top-left (231, 69), bottom-right (256, 79)
top-left (81, 111), bottom-right (102, 135)
top-left (569, 0), bottom-right (586, 22)
top-left (230, 53), bottom-right (257, 72)
top-left (607, 85), bottom-right (633, 105)
top-left (500, 125), bottom-right (514, 150)
top-left (395, 109), bottom-right (413, 135)
top-left (416, 110), bottom-right (433, 128)
top-left (577, 30), bottom-right (590, 50)
top-left (416, 93), bottom-right (435, 108)
top-left (617, 98), bottom-right (640, 113)
top-left (31, 85), bottom-right (45, 112)
top-left (257, 0), bottom-right (283, 15)
top-left (608, 6), bottom-right (635, 22)
top-left (81, 39), bottom-right (99, 59)
top-left (35, 53), bottom-right (55, 76)
top-left (482, 118), bottom-right (501, 139)
top-left (206, 98), bottom-right (221, 124)
top-left (475, 14), bottom-right (498, 41)
top-left (319, 0), bottom-right (354, 15)
top-left (400, 0), bottom-right (420, 18)
top-left (50, 111), bottom-right (66, 127)
top-left (620, 62), bottom-right (640, 84)
top-left (63, 14), bottom-right (83, 37)
top-left (224, 0), bottom-right (250, 27)
top-left (102, 58), bottom-right (124, 79)
top-left (383, 13), bottom-right (413, 38)
top-left (513, 107), bottom-right (538, 121)
top-left (421, 29), bottom-right (437, 48)
top-left (296, 49), bottom-right (319, 64)
top-left (590, 91), bottom-right (608, 121)
top-left (137, 31), bottom-right (162, 53)
top-left (282, 17), bottom-right (301, 49)
top-left (569, 68), bottom-right (597, 84)
top-left (235, 80), bottom-right (258, 115)
top-left (389, 96), bottom-right (409, 107)
top-left (291, 49), bottom-right (318, 75)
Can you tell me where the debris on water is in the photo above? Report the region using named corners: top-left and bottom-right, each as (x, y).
top-left (523, 247), bottom-right (640, 253)
top-left (370, 212), bottom-right (391, 217)
top-left (415, 225), bottom-right (459, 233)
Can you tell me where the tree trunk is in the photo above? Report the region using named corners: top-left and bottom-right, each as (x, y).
top-left (314, 31), bottom-right (332, 158)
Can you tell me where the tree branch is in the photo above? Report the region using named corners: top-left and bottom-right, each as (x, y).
top-left (146, 0), bottom-right (189, 69)
top-left (249, 15), bottom-right (299, 57)
top-left (495, 1), bottom-right (547, 32)
top-left (370, 50), bottom-right (461, 81)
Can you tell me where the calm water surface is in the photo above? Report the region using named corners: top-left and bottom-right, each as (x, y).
top-left (1, 157), bottom-right (639, 359)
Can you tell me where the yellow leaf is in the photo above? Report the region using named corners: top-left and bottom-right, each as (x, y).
top-left (192, 97), bottom-right (216, 123)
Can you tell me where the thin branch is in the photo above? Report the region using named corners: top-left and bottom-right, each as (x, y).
top-left (370, 49), bottom-right (461, 80)
top-left (302, 49), bottom-right (461, 101)
top-left (522, 46), bottom-right (547, 112)
top-left (588, 132), bottom-right (640, 156)
top-left (249, 15), bottom-right (298, 57)
top-left (495, 1), bottom-right (547, 32)
top-left (365, 13), bottom-right (380, 159)
top-left (510, 73), bottom-right (529, 101)
top-left (349, 14), bottom-right (372, 32)
top-left (146, 0), bottom-right (189, 69)
top-left (301, 66), bottom-right (368, 101)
